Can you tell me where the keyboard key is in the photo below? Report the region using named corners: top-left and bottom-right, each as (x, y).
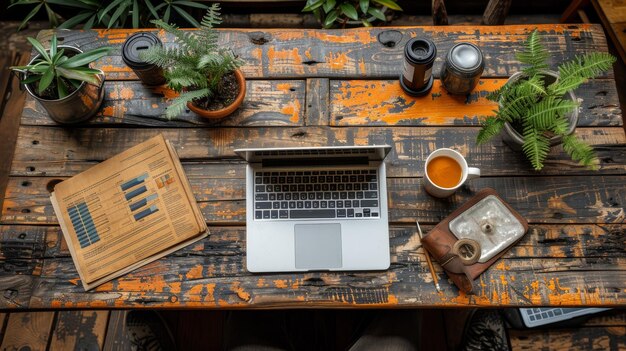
top-left (290, 209), bottom-right (335, 218)
top-left (329, 201), bottom-right (335, 208)
top-left (289, 201), bottom-right (296, 209)
top-left (313, 201), bottom-right (319, 208)
top-left (281, 202), bottom-right (288, 209)
top-left (255, 211), bottom-right (262, 219)
top-left (337, 201), bottom-right (343, 208)
top-left (256, 185), bottom-right (265, 192)
top-left (272, 202), bottom-right (280, 209)
top-left (277, 193), bottom-right (284, 201)
top-left (371, 212), bottom-right (378, 217)
top-left (297, 201), bottom-right (304, 208)
top-left (263, 210), bottom-right (270, 219)
top-left (305, 201), bottom-right (312, 208)
top-left (554, 309), bottom-right (562, 316)
top-left (356, 213), bottom-right (363, 217)
top-left (255, 177), bottom-right (262, 184)
top-left (316, 192), bottom-right (323, 200)
top-left (255, 194), bottom-right (268, 201)
top-left (256, 202), bottom-right (271, 209)
top-left (337, 209), bottom-right (346, 218)
top-left (271, 210), bottom-right (278, 219)
top-left (279, 210), bottom-right (289, 219)
top-left (529, 316), bottom-right (535, 321)
top-left (348, 192), bottom-right (355, 199)
top-left (360, 200), bottom-right (378, 207)
top-left (364, 191), bottom-right (377, 199)
top-left (269, 193), bottom-right (276, 201)
top-left (370, 183), bottom-right (378, 190)
top-left (321, 201), bottom-right (328, 208)
top-left (347, 209), bottom-right (354, 217)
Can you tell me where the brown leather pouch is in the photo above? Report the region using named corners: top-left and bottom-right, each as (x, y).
top-left (421, 188), bottom-right (528, 293)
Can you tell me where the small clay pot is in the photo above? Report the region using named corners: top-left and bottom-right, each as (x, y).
top-left (187, 69), bottom-right (246, 119)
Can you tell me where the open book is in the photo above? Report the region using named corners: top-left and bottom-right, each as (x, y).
top-left (50, 134), bottom-right (207, 290)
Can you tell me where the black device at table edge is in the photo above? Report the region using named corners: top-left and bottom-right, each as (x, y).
top-left (441, 42), bottom-right (485, 95)
top-left (502, 308), bottom-right (612, 329)
top-left (400, 38), bottom-right (436, 96)
top-left (122, 32), bottom-right (166, 86)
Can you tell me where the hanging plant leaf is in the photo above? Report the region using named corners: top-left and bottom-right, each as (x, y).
top-left (359, 0), bottom-right (369, 15)
top-left (367, 7), bottom-right (386, 21)
top-left (372, 0), bottom-right (402, 11)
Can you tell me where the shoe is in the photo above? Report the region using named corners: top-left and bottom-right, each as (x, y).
top-left (125, 310), bottom-right (176, 351)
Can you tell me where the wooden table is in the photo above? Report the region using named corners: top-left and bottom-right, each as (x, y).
top-left (1, 24), bottom-right (624, 309)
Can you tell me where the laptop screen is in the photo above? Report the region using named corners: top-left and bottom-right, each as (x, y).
top-left (235, 145), bottom-right (392, 163)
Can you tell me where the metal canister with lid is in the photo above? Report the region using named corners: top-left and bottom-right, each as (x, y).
top-left (122, 32), bottom-right (166, 86)
top-left (441, 43), bottom-right (484, 95)
top-left (400, 38), bottom-right (437, 96)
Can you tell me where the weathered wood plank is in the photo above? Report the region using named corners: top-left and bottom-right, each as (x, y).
top-left (49, 311), bottom-right (109, 351)
top-left (305, 78), bottom-right (330, 126)
top-left (0, 224), bottom-right (618, 308)
top-left (21, 80), bottom-right (306, 127)
top-left (3, 224), bottom-right (623, 260)
top-left (509, 326), bottom-right (626, 351)
top-left (25, 253), bottom-right (626, 308)
top-left (3, 174), bottom-right (625, 225)
top-left (330, 79), bottom-right (622, 127)
top-left (9, 126), bottom-right (626, 178)
top-left (0, 275), bottom-right (39, 308)
top-left (34, 25), bottom-right (612, 80)
top-left (482, 0), bottom-right (512, 25)
top-left (0, 312), bottom-right (55, 351)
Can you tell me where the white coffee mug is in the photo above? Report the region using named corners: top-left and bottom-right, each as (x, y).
top-left (423, 148), bottom-right (480, 198)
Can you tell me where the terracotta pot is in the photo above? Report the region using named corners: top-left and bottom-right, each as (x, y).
top-left (187, 69), bottom-right (246, 119)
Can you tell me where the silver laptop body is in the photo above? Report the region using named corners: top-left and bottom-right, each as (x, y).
top-left (235, 145), bottom-right (392, 272)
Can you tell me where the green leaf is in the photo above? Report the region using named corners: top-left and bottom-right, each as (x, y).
top-left (163, 5), bottom-right (171, 23)
top-left (27, 37), bottom-right (51, 62)
top-left (38, 66), bottom-right (55, 94)
top-left (562, 134), bottom-right (598, 169)
top-left (62, 47), bottom-right (112, 68)
top-left (361, 18), bottom-right (373, 27)
top-left (323, 0), bottom-right (336, 13)
top-left (83, 14), bottom-right (97, 29)
top-left (17, 3), bottom-right (43, 31)
top-left (47, 0), bottom-right (95, 9)
top-left (522, 125), bottom-right (550, 171)
top-left (108, 1), bottom-right (131, 28)
top-left (56, 67), bottom-right (100, 85)
top-left (340, 3), bottom-right (358, 20)
top-left (132, 0), bottom-right (139, 28)
top-left (49, 34), bottom-right (57, 58)
top-left (58, 11), bottom-right (94, 29)
top-left (476, 116), bottom-right (506, 144)
top-left (99, 0), bottom-right (126, 22)
top-left (371, 0), bottom-right (402, 11)
top-left (173, 5), bottom-right (201, 27)
top-left (172, 1), bottom-right (209, 9)
top-left (56, 76), bottom-right (68, 98)
top-left (359, 0), bottom-right (369, 15)
top-left (367, 7), bottom-right (386, 21)
top-left (9, 0), bottom-right (42, 8)
top-left (44, 3), bottom-right (59, 27)
top-left (302, 0), bottom-right (325, 12)
top-left (166, 88), bottom-right (210, 119)
top-left (21, 74), bottom-right (41, 84)
top-left (323, 9), bottom-right (339, 27)
top-left (144, 0), bottom-right (159, 19)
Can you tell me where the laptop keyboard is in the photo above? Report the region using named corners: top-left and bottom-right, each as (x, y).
top-left (254, 169), bottom-right (380, 220)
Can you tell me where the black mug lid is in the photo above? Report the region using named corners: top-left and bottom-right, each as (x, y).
top-left (404, 38), bottom-right (436, 65)
top-left (122, 32), bottom-right (162, 69)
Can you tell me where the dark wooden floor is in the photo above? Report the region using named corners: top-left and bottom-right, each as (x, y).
top-left (0, 9), bottom-right (625, 351)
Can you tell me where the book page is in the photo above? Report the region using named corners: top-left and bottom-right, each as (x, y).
top-left (50, 134), bottom-right (206, 286)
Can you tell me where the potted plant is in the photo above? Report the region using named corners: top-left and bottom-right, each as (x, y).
top-left (10, 34), bottom-right (113, 124)
top-left (302, 0), bottom-right (402, 28)
top-left (140, 4), bottom-right (245, 120)
top-left (476, 30), bottom-right (616, 171)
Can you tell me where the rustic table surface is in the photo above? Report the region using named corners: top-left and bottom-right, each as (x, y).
top-left (0, 24), bottom-right (624, 309)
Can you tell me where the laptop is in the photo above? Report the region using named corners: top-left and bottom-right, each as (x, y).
top-left (235, 145), bottom-right (392, 272)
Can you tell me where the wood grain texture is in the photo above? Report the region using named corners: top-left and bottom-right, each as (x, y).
top-left (33, 25), bottom-right (611, 80)
top-left (330, 79), bottom-right (622, 127)
top-left (21, 80), bottom-right (306, 127)
top-left (3, 174), bottom-right (625, 225)
top-left (8, 126), bottom-right (626, 178)
top-left (305, 78), bottom-right (330, 126)
top-left (0, 311), bottom-right (55, 351)
top-left (0, 224), bottom-right (622, 308)
top-left (103, 311), bottom-right (132, 351)
top-left (49, 311), bottom-right (109, 351)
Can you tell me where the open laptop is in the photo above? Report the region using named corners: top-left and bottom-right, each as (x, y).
top-left (235, 145), bottom-right (392, 272)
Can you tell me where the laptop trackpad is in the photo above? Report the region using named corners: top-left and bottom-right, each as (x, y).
top-left (294, 224), bottom-right (342, 269)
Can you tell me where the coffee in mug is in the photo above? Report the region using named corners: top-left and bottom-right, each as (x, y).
top-left (424, 148), bottom-right (480, 198)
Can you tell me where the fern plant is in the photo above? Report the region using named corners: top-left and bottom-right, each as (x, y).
top-left (139, 4), bottom-right (243, 119)
top-left (477, 30), bottom-right (616, 170)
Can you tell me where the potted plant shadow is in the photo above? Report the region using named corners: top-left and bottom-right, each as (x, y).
top-left (11, 34), bottom-right (112, 124)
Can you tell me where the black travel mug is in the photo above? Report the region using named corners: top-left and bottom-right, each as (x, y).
top-left (400, 38), bottom-right (437, 96)
top-left (122, 32), bottom-right (166, 86)
top-left (441, 42), bottom-right (484, 95)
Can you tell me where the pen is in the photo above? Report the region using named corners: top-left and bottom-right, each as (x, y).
top-left (416, 220), bottom-right (441, 292)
